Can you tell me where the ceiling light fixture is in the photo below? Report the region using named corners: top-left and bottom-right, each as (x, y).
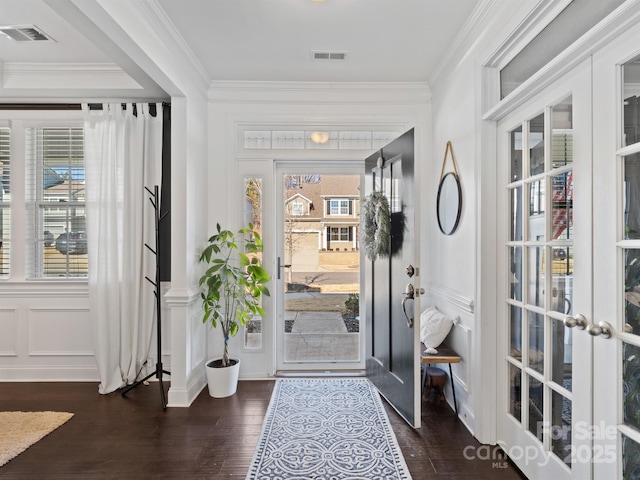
top-left (310, 131), bottom-right (330, 144)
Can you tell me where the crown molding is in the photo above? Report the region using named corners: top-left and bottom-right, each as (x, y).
top-left (2, 62), bottom-right (141, 90)
top-left (136, 0), bottom-right (211, 90)
top-left (430, 0), bottom-right (503, 88)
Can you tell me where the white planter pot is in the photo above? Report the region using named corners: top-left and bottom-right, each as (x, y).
top-left (205, 358), bottom-right (240, 398)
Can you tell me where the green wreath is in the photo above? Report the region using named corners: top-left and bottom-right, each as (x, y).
top-left (361, 191), bottom-right (391, 261)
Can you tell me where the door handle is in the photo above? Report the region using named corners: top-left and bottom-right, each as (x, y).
top-left (587, 321), bottom-right (613, 339)
top-left (277, 257), bottom-right (291, 280)
top-left (402, 284), bottom-right (414, 328)
top-left (564, 314), bottom-right (587, 330)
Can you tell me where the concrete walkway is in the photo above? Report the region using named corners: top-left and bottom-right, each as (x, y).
top-left (285, 310), bottom-right (359, 362)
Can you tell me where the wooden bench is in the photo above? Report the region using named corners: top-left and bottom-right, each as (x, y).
top-left (420, 343), bottom-right (462, 415)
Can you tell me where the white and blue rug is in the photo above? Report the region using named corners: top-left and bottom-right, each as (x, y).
top-left (246, 378), bottom-right (412, 480)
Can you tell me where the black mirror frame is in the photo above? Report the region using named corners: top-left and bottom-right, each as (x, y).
top-left (436, 171), bottom-right (462, 235)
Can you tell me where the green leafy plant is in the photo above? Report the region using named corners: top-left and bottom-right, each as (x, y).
top-left (199, 223), bottom-right (270, 367)
top-left (344, 292), bottom-right (359, 316)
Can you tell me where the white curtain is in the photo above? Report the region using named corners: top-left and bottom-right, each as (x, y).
top-left (83, 103), bottom-right (163, 394)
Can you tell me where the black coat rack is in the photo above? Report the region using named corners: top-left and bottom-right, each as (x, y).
top-left (122, 185), bottom-right (171, 409)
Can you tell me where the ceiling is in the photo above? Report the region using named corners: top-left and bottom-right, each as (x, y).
top-left (0, 0), bottom-right (481, 101)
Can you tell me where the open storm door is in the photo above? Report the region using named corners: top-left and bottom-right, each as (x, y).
top-left (364, 129), bottom-right (420, 427)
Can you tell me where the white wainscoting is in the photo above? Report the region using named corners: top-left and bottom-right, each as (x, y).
top-left (0, 292), bottom-right (98, 381)
top-left (0, 308), bottom-right (18, 356)
top-left (28, 308), bottom-right (93, 356)
top-left (423, 282), bottom-right (475, 428)
top-left (0, 283), bottom-right (172, 382)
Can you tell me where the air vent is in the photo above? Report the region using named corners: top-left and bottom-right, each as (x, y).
top-left (312, 51), bottom-right (347, 61)
top-left (0, 25), bottom-right (54, 42)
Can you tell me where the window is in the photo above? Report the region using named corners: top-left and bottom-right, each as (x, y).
top-left (0, 129), bottom-right (9, 277)
top-left (244, 176), bottom-right (263, 350)
top-left (27, 127), bottom-right (87, 278)
top-left (500, 0), bottom-right (624, 99)
top-left (291, 201), bottom-right (304, 216)
top-left (330, 227), bottom-right (352, 241)
top-left (329, 199), bottom-right (350, 216)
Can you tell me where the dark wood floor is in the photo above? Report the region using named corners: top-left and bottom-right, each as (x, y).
top-left (0, 380), bottom-right (527, 479)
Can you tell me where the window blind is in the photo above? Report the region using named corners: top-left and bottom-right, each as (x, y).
top-left (26, 127), bottom-right (87, 278)
top-left (0, 128), bottom-right (9, 277)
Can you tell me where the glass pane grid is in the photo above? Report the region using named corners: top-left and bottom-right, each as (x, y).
top-left (242, 130), bottom-right (400, 151)
top-left (505, 96), bottom-right (575, 463)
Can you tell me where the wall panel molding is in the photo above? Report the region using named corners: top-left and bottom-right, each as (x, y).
top-left (0, 308), bottom-right (19, 356)
top-left (28, 308), bottom-right (93, 356)
top-left (425, 282), bottom-right (475, 314)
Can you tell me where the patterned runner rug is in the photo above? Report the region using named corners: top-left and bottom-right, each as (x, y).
top-left (246, 378), bottom-right (412, 479)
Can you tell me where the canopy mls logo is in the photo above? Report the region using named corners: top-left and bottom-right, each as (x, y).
top-left (463, 421), bottom-right (618, 467)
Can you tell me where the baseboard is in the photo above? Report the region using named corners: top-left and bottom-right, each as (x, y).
top-left (0, 366), bottom-right (99, 382)
top-left (167, 369), bottom-right (206, 407)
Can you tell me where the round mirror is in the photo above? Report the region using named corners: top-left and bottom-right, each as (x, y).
top-left (437, 172), bottom-right (462, 235)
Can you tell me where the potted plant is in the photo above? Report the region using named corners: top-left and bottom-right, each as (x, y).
top-left (199, 223), bottom-right (270, 397)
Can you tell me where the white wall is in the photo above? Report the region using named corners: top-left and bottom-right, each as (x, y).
top-left (206, 82), bottom-right (430, 378)
top-left (426, 2), bottom-right (537, 442)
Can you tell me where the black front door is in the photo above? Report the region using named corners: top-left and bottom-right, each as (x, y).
top-left (364, 129), bottom-right (420, 427)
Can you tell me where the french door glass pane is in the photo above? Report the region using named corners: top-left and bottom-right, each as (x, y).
top-left (510, 186), bottom-right (523, 241)
top-left (625, 249), bottom-right (640, 336)
top-left (552, 96), bottom-right (573, 167)
top-left (551, 246), bottom-right (573, 315)
top-left (623, 342), bottom-right (640, 432)
top-left (510, 246), bottom-right (522, 301)
top-left (624, 154), bottom-right (640, 240)
top-left (528, 375), bottom-right (544, 442)
top-left (510, 127), bottom-right (523, 182)
top-left (551, 171), bottom-right (573, 240)
top-left (509, 362), bottom-right (522, 422)
top-left (551, 389), bottom-right (571, 467)
top-left (528, 180), bottom-right (546, 241)
top-left (528, 311), bottom-right (544, 374)
top-left (529, 113), bottom-right (545, 177)
top-left (510, 305), bottom-right (522, 358)
top-left (622, 433), bottom-right (640, 480)
top-left (623, 54), bottom-right (640, 147)
top-left (552, 317), bottom-right (572, 392)
top-left (528, 246), bottom-right (545, 308)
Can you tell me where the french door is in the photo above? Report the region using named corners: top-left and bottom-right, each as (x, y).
top-left (497, 59), bottom-right (593, 480)
top-left (498, 22), bottom-right (640, 479)
top-left (592, 24), bottom-right (640, 479)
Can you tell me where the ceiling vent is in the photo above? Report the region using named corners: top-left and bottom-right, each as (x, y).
top-left (312, 51), bottom-right (347, 61)
top-left (0, 25), bottom-right (54, 42)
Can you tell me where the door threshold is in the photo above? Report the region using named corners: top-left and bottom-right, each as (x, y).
top-left (276, 370), bottom-right (365, 378)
